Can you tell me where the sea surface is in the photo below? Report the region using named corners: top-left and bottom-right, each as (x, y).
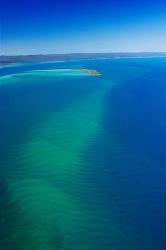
top-left (0, 57), bottom-right (166, 250)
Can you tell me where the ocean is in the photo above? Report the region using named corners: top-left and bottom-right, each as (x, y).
top-left (0, 57), bottom-right (166, 250)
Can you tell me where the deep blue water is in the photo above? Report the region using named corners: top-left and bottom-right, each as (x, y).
top-left (0, 58), bottom-right (166, 250)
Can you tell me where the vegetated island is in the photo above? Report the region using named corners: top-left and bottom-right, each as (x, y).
top-left (79, 68), bottom-right (102, 76)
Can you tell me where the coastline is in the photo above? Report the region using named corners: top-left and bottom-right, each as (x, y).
top-left (1, 52), bottom-right (166, 67)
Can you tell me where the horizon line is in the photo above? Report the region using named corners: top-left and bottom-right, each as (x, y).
top-left (1, 51), bottom-right (166, 57)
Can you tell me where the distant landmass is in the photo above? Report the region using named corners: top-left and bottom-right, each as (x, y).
top-left (0, 52), bottom-right (166, 66)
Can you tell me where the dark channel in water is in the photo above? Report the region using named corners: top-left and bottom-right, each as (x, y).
top-left (81, 63), bottom-right (166, 249)
top-left (104, 67), bottom-right (166, 165)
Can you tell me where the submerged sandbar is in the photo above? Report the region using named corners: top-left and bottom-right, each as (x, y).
top-left (35, 68), bottom-right (102, 76)
top-left (0, 68), bottom-right (102, 85)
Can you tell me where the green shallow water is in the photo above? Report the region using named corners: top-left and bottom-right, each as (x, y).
top-left (9, 85), bottom-right (109, 249)
top-left (0, 67), bottom-right (114, 249)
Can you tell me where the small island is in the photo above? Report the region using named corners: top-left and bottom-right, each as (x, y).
top-left (79, 68), bottom-right (102, 76)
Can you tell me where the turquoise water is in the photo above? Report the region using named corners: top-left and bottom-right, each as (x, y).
top-left (0, 58), bottom-right (166, 249)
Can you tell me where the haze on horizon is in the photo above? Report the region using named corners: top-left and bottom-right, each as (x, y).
top-left (1, 0), bottom-right (166, 55)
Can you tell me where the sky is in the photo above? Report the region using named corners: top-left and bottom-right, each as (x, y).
top-left (1, 0), bottom-right (166, 55)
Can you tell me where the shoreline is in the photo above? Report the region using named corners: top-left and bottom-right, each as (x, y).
top-left (1, 52), bottom-right (166, 67)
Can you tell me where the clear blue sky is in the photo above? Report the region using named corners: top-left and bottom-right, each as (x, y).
top-left (1, 0), bottom-right (166, 55)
